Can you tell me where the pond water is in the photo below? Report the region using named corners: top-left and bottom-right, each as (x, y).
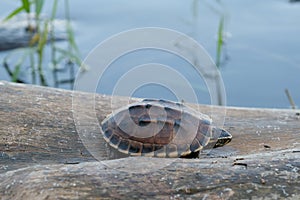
top-left (0, 0), bottom-right (299, 108)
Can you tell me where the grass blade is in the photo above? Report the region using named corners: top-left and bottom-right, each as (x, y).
top-left (3, 5), bottom-right (25, 22)
top-left (3, 48), bottom-right (31, 83)
top-left (38, 21), bottom-right (49, 50)
top-left (51, 0), bottom-right (58, 20)
top-left (22, 0), bottom-right (31, 13)
top-left (34, 0), bottom-right (44, 16)
top-left (36, 21), bottom-right (49, 86)
top-left (216, 16), bottom-right (224, 68)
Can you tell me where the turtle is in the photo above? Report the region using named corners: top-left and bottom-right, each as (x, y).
top-left (100, 99), bottom-right (232, 158)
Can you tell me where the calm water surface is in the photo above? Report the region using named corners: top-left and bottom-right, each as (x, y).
top-left (0, 0), bottom-right (299, 108)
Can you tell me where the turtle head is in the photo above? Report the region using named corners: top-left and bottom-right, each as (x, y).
top-left (209, 127), bottom-right (232, 148)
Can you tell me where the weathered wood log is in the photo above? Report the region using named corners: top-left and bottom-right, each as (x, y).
top-left (0, 81), bottom-right (299, 199)
top-left (1, 150), bottom-right (299, 199)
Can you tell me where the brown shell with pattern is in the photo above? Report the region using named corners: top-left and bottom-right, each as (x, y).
top-left (100, 99), bottom-right (231, 158)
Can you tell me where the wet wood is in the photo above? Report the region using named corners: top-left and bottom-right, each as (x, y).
top-left (0, 81), bottom-right (299, 199)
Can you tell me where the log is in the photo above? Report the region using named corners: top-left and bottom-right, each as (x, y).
top-left (0, 15), bottom-right (65, 51)
top-left (0, 81), bottom-right (299, 199)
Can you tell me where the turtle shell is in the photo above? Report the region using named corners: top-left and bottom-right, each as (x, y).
top-left (100, 99), bottom-right (213, 158)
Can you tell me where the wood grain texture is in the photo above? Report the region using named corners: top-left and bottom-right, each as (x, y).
top-left (0, 81), bottom-right (299, 199)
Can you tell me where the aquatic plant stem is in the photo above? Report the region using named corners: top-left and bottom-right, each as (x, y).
top-left (216, 16), bottom-right (224, 68)
top-left (30, 49), bottom-right (36, 84)
top-left (36, 21), bottom-right (49, 86)
top-left (50, 0), bottom-right (59, 88)
top-left (285, 89), bottom-right (296, 109)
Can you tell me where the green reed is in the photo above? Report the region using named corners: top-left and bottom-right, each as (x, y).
top-left (4, 0), bottom-right (31, 22)
top-left (190, 0), bottom-right (229, 105)
top-left (2, 0), bottom-right (82, 88)
top-left (216, 16), bottom-right (224, 68)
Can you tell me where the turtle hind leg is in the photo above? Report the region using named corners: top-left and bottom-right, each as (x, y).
top-left (180, 151), bottom-right (199, 159)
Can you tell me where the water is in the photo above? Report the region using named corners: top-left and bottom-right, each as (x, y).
top-left (0, 0), bottom-right (299, 108)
